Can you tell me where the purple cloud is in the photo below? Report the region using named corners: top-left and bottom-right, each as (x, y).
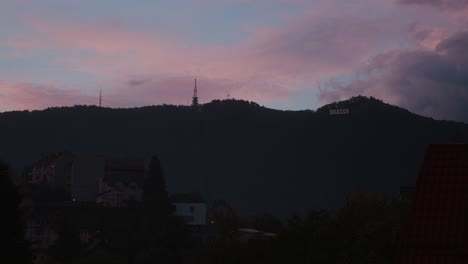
top-left (398, 0), bottom-right (468, 9)
top-left (319, 31), bottom-right (468, 122)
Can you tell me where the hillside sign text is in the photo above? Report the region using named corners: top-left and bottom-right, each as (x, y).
top-left (330, 108), bottom-right (350, 115)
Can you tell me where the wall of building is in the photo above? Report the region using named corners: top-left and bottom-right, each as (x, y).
top-left (174, 203), bottom-right (207, 225)
top-left (71, 155), bottom-right (105, 202)
top-left (49, 152), bottom-right (74, 190)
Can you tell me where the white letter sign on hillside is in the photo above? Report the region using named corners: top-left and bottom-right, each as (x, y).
top-left (329, 108), bottom-right (350, 115)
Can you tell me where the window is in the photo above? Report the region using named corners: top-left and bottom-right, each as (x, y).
top-left (35, 225), bottom-right (42, 236)
top-left (182, 215), bottom-right (194, 222)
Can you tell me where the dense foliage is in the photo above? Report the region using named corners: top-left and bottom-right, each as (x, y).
top-left (0, 161), bottom-right (32, 264)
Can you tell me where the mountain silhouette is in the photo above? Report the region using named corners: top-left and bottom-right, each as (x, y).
top-left (1, 96), bottom-right (466, 217)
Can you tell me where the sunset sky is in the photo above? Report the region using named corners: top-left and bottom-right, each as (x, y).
top-left (1, 0), bottom-right (467, 121)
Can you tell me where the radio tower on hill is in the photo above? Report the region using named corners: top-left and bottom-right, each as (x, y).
top-left (99, 88), bottom-right (102, 108)
top-left (192, 78), bottom-right (199, 107)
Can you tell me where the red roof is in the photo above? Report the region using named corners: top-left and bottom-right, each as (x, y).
top-left (396, 144), bottom-right (468, 263)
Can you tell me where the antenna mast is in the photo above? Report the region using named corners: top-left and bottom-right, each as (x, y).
top-left (192, 78), bottom-right (199, 107)
top-left (99, 88), bottom-right (102, 108)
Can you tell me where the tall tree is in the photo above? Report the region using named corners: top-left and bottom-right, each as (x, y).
top-left (0, 161), bottom-right (32, 264)
top-left (51, 213), bottom-right (81, 263)
top-left (139, 155), bottom-right (196, 264)
top-left (141, 155), bottom-right (174, 256)
top-left (209, 200), bottom-right (239, 244)
top-left (336, 191), bottom-right (397, 264)
top-left (143, 155), bottom-right (173, 219)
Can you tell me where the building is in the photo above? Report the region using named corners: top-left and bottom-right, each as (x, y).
top-left (24, 152), bottom-right (74, 190)
top-left (96, 158), bottom-right (144, 207)
top-left (70, 154), bottom-right (105, 202)
top-left (24, 153), bottom-right (145, 206)
top-left (396, 144), bottom-right (468, 263)
top-left (399, 185), bottom-right (416, 202)
top-left (21, 153), bottom-right (146, 263)
top-left (173, 202), bottom-right (207, 225)
top-left (25, 218), bottom-right (58, 253)
top-left (24, 205), bottom-right (100, 264)
top-left (238, 228), bottom-right (277, 243)
top-left (23, 152), bottom-right (102, 202)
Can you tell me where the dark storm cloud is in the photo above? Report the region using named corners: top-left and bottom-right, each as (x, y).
top-left (319, 31), bottom-right (468, 122)
top-left (436, 30), bottom-right (468, 61)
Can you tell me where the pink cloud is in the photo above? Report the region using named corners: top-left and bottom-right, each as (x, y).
top-left (1, 0), bottom-right (466, 111)
top-left (0, 81), bottom-right (95, 111)
top-left (2, 17), bottom-right (318, 106)
top-left (398, 0), bottom-right (468, 25)
top-left (408, 24), bottom-right (449, 50)
top-left (22, 3), bottom-right (399, 79)
top-left (398, 0), bottom-right (468, 9)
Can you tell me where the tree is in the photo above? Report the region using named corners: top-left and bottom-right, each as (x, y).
top-left (143, 155), bottom-right (173, 219)
top-left (140, 155), bottom-right (178, 262)
top-left (302, 210), bottom-right (342, 264)
top-left (336, 191), bottom-right (398, 264)
top-left (0, 161), bottom-right (32, 264)
top-left (170, 192), bottom-right (204, 203)
top-left (251, 213), bottom-right (284, 234)
top-left (208, 200), bottom-right (239, 244)
top-left (51, 213), bottom-right (81, 263)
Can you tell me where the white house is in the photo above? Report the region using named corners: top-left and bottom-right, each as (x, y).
top-left (173, 203), bottom-right (207, 225)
